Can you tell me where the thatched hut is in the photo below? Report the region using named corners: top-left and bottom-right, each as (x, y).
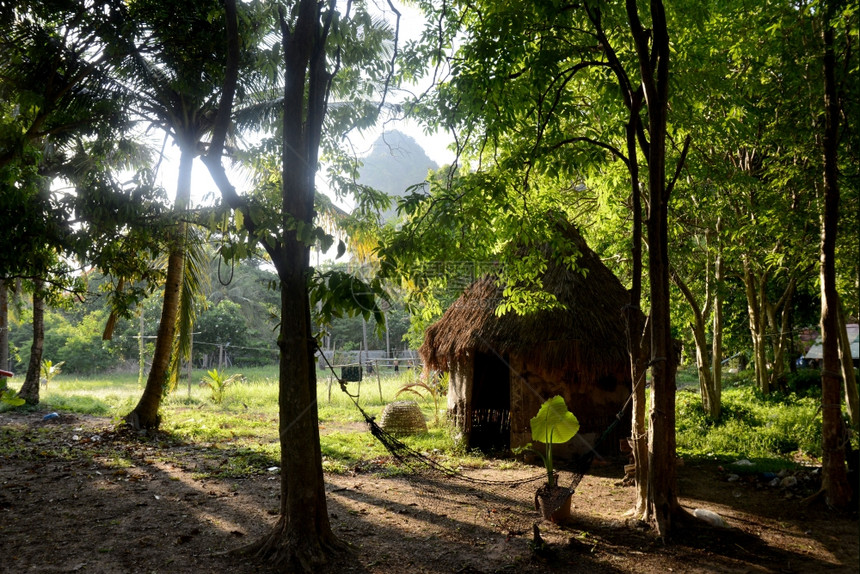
top-left (420, 224), bottom-right (637, 457)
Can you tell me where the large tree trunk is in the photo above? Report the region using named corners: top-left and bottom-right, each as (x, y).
top-left (125, 146), bottom-right (194, 429)
top-left (0, 279), bottom-right (8, 372)
top-left (586, 3), bottom-right (651, 520)
top-left (818, 10), bottom-right (850, 508)
top-left (627, 0), bottom-right (683, 538)
top-left (246, 243), bottom-right (340, 570)
top-left (18, 283), bottom-right (44, 405)
top-left (234, 2), bottom-right (342, 569)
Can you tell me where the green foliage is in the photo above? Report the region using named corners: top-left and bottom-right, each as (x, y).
top-left (784, 369), bottom-right (822, 396)
top-left (0, 387), bottom-right (25, 408)
top-left (40, 359), bottom-right (64, 389)
top-left (16, 363), bottom-right (836, 476)
top-left (515, 396), bottom-right (580, 486)
top-left (195, 300), bottom-right (250, 355)
top-left (676, 382), bottom-right (822, 459)
top-left (200, 445), bottom-right (280, 479)
top-left (199, 369), bottom-right (245, 405)
top-left (54, 313), bottom-right (118, 374)
top-left (57, 314), bottom-right (114, 372)
top-left (3, 254), bottom-right (286, 375)
top-left (530, 396), bottom-right (581, 446)
top-left (320, 431), bottom-right (390, 473)
top-left (42, 394), bottom-right (112, 416)
top-left (310, 268), bottom-right (387, 335)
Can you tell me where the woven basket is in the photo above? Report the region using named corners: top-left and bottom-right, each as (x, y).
top-left (379, 400), bottom-right (427, 435)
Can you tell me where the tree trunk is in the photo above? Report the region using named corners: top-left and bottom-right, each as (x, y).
top-left (766, 277), bottom-right (796, 390)
top-left (627, 0), bottom-right (683, 538)
top-left (742, 259), bottom-right (770, 393)
top-left (245, 248), bottom-right (341, 570)
top-left (837, 300), bottom-right (858, 428)
top-left (818, 9), bottom-right (850, 508)
top-left (629, 312), bottom-right (650, 519)
top-left (125, 146), bottom-right (193, 429)
top-left (692, 318), bottom-right (717, 415)
top-left (231, 2), bottom-right (342, 569)
top-left (18, 283), bottom-right (44, 405)
top-left (711, 223), bottom-right (724, 419)
top-left (0, 279), bottom-right (8, 372)
top-left (670, 268), bottom-right (718, 419)
top-left (624, 108), bottom-right (649, 520)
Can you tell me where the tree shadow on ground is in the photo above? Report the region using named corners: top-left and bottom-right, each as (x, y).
top-left (2, 412), bottom-right (856, 574)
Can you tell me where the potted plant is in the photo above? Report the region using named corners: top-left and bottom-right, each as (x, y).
top-left (517, 395), bottom-right (580, 522)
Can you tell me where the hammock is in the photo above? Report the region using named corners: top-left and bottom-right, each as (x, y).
top-left (320, 350), bottom-right (632, 532)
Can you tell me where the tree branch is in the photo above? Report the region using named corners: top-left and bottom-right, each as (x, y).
top-left (664, 134), bottom-right (691, 202)
top-left (207, 0), bottom-right (239, 161)
top-left (547, 136), bottom-right (629, 167)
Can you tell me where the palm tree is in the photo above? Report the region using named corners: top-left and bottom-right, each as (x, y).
top-left (112, 0), bottom-right (268, 429)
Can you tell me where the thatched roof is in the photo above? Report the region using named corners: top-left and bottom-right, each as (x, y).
top-left (420, 223), bottom-right (637, 372)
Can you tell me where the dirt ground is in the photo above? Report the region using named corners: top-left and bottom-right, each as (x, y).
top-left (1, 411), bottom-right (857, 574)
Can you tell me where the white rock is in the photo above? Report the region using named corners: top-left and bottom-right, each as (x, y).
top-left (693, 508), bottom-right (727, 528)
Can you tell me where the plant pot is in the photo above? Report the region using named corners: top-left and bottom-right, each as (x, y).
top-left (534, 483), bottom-right (573, 523)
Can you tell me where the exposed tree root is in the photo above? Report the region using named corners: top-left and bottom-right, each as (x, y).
top-left (800, 487), bottom-right (855, 511)
top-left (123, 410), bottom-right (161, 432)
top-left (654, 504), bottom-right (695, 542)
top-left (802, 488), bottom-right (826, 507)
top-left (231, 517), bottom-right (346, 573)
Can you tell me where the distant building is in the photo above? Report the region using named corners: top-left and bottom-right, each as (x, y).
top-left (805, 324), bottom-right (859, 366)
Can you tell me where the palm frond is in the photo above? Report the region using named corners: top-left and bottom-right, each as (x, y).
top-left (233, 89), bottom-right (284, 133)
top-left (166, 229), bottom-right (211, 391)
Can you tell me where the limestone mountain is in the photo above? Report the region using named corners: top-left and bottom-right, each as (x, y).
top-left (358, 130), bottom-right (438, 222)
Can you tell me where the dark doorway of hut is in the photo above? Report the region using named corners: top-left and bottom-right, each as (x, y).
top-left (470, 351), bottom-right (511, 453)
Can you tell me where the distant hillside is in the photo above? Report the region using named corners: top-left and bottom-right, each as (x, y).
top-left (358, 130), bottom-right (438, 221)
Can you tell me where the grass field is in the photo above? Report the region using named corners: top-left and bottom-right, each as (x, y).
top-left (2, 364), bottom-right (833, 477)
top-left (3, 364), bottom-right (465, 475)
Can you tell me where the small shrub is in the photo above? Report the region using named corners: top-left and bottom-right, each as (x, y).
top-left (199, 369), bottom-right (245, 405)
top-left (675, 389), bottom-right (711, 433)
top-left (394, 370), bottom-right (448, 425)
top-left (723, 369), bottom-right (756, 388)
top-left (40, 360), bottom-right (65, 389)
top-left (785, 370), bottom-right (821, 396)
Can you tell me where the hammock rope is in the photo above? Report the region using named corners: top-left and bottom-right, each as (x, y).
top-left (317, 346), bottom-right (629, 491)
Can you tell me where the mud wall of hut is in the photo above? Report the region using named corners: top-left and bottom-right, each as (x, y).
top-left (509, 353), bottom-right (632, 458)
top-left (446, 353), bottom-right (474, 437)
